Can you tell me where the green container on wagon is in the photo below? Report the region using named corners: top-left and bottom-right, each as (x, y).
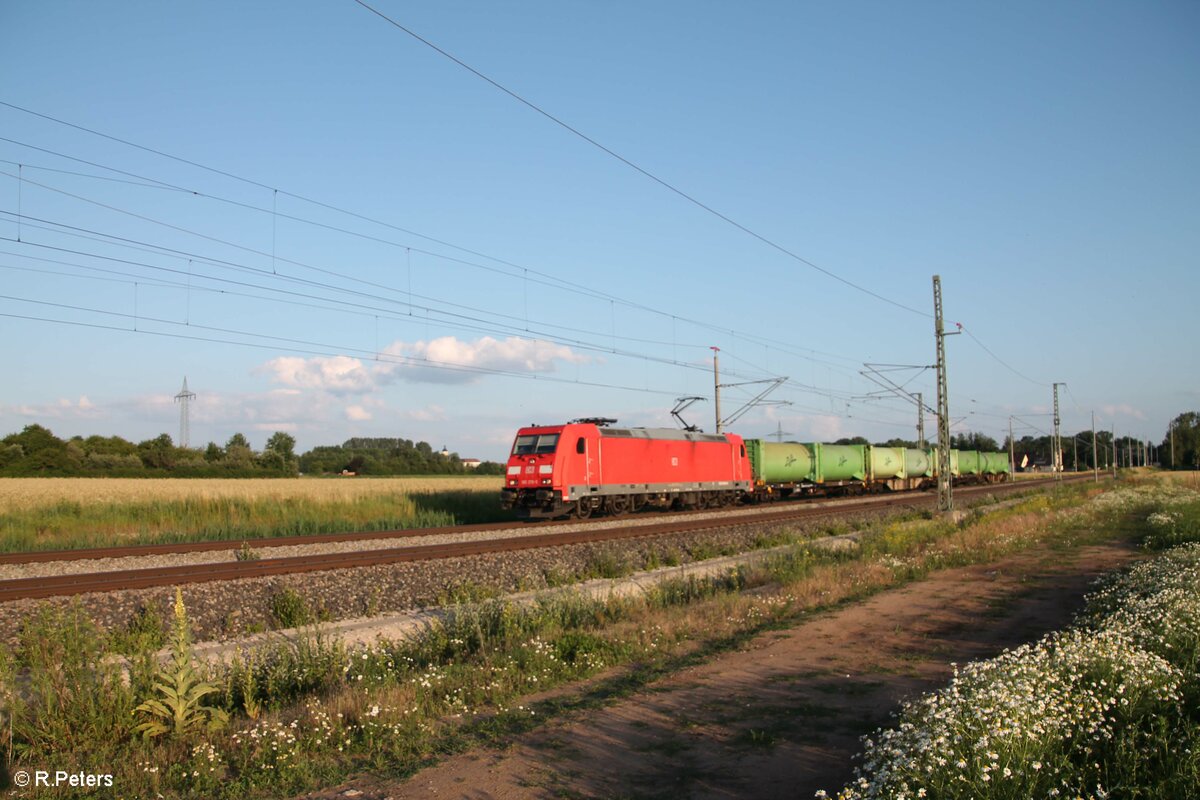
top-left (945, 449), bottom-right (961, 477)
top-left (870, 446), bottom-right (907, 480)
top-left (812, 443), bottom-right (867, 483)
top-left (981, 451), bottom-right (1011, 474)
top-left (905, 448), bottom-right (933, 477)
top-left (745, 439), bottom-right (816, 483)
top-left (958, 450), bottom-right (983, 476)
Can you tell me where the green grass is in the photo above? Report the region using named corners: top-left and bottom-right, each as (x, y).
top-left (0, 489), bottom-right (510, 553)
top-left (1, 477), bottom-right (1171, 799)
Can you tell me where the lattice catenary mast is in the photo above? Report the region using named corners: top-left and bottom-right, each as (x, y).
top-left (174, 377), bottom-right (196, 448)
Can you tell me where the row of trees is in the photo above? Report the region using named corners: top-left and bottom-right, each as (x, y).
top-left (0, 425), bottom-right (301, 477)
top-left (1161, 412), bottom-right (1200, 469)
top-left (996, 412), bottom-right (1200, 471)
top-left (837, 433), bottom-right (1004, 452)
top-left (299, 437), bottom-right (503, 476)
top-left (0, 425), bottom-right (504, 477)
top-left (5, 414), bottom-right (1195, 478)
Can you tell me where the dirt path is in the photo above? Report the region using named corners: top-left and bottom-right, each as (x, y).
top-left (302, 539), bottom-right (1140, 800)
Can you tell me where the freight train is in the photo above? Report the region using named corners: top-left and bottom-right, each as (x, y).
top-left (500, 418), bottom-right (1010, 519)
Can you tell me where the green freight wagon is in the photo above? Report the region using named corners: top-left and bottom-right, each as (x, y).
top-left (744, 440), bottom-right (1010, 500)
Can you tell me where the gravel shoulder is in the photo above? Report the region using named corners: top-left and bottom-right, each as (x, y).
top-left (297, 537), bottom-right (1141, 800)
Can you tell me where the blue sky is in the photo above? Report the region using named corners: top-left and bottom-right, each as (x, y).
top-left (1, 1), bottom-right (1197, 461)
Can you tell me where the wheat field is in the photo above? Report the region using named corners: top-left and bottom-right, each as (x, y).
top-left (0, 475), bottom-right (501, 511)
top-left (0, 476), bottom-right (507, 552)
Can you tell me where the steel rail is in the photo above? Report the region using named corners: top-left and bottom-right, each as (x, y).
top-left (0, 477), bottom-right (1082, 603)
top-left (0, 519), bottom-right (528, 565)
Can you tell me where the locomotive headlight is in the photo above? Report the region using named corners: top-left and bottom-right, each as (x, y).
top-left (541, 478), bottom-right (551, 484)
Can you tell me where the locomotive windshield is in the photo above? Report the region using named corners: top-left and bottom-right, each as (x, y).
top-left (512, 433), bottom-right (560, 455)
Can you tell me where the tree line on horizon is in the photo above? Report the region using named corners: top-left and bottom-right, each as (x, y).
top-left (0, 425), bottom-right (505, 478)
top-left (2, 414), bottom-right (1196, 478)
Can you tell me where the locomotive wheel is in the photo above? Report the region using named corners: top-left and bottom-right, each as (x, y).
top-left (574, 500), bottom-right (593, 519)
top-left (607, 494), bottom-right (630, 517)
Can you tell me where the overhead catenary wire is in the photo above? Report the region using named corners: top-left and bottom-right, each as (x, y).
top-left (348, 1), bottom-right (930, 319)
top-left (0, 218), bottom-right (723, 359)
top-left (6, 214), bottom-right (840, 391)
top-left (0, 233), bottom-right (767, 381)
top-left (0, 200), bottom-right (717, 364)
top-left (0, 144), bottom-right (668, 310)
top-left (0, 104), bottom-right (1046, 438)
top-left (1, 103), bottom-right (1061, 426)
top-left (959, 325), bottom-right (1047, 387)
top-left (0, 301), bottom-right (685, 397)
top-left (0, 139), bottom-right (866, 371)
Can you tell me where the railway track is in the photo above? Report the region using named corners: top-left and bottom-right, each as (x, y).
top-left (0, 519), bottom-right (526, 565)
top-left (0, 475), bottom-right (1091, 602)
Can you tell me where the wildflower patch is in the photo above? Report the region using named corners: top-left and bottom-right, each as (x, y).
top-left (828, 540), bottom-right (1200, 800)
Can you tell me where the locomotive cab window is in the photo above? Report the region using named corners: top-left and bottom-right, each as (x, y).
top-left (513, 434), bottom-right (561, 455)
top-left (740, 444), bottom-right (746, 457)
top-left (576, 437), bottom-right (586, 454)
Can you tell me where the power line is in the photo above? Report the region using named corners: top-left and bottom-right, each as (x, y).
top-left (0, 142), bottom-right (662, 308)
top-left (0, 299), bottom-right (685, 396)
top-left (348, 1), bottom-right (929, 318)
top-left (0, 231), bottom-right (750, 379)
top-left (0, 216), bottom-right (718, 358)
top-left (0, 132), bottom-right (867, 369)
top-left (2, 190), bottom-right (719, 363)
top-left (0, 229), bottom-right (883, 411)
top-left (8, 204), bottom-right (844, 390)
top-left (0, 104), bottom-right (929, 417)
top-left (960, 325), bottom-right (1046, 387)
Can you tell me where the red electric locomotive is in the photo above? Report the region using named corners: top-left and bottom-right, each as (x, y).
top-left (500, 418), bottom-right (752, 519)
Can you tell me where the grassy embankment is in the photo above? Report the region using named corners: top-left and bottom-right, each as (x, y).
top-left (0, 476), bottom-right (507, 552)
top-left (2, 473), bottom-right (1193, 798)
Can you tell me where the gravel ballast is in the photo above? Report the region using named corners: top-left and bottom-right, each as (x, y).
top-left (0, 492), bottom-right (1019, 647)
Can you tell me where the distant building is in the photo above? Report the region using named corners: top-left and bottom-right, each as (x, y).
top-left (461, 458), bottom-right (481, 469)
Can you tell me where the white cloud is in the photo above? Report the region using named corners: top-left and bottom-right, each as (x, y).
top-left (377, 336), bottom-right (587, 385)
top-left (6, 396), bottom-right (104, 420)
top-left (345, 405), bottom-right (372, 422)
top-left (252, 422), bottom-right (298, 433)
top-left (1102, 403), bottom-right (1147, 421)
top-left (801, 414), bottom-right (846, 441)
top-left (404, 405), bottom-right (446, 422)
top-left (258, 355), bottom-right (375, 395)
top-left (255, 336), bottom-right (586, 392)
